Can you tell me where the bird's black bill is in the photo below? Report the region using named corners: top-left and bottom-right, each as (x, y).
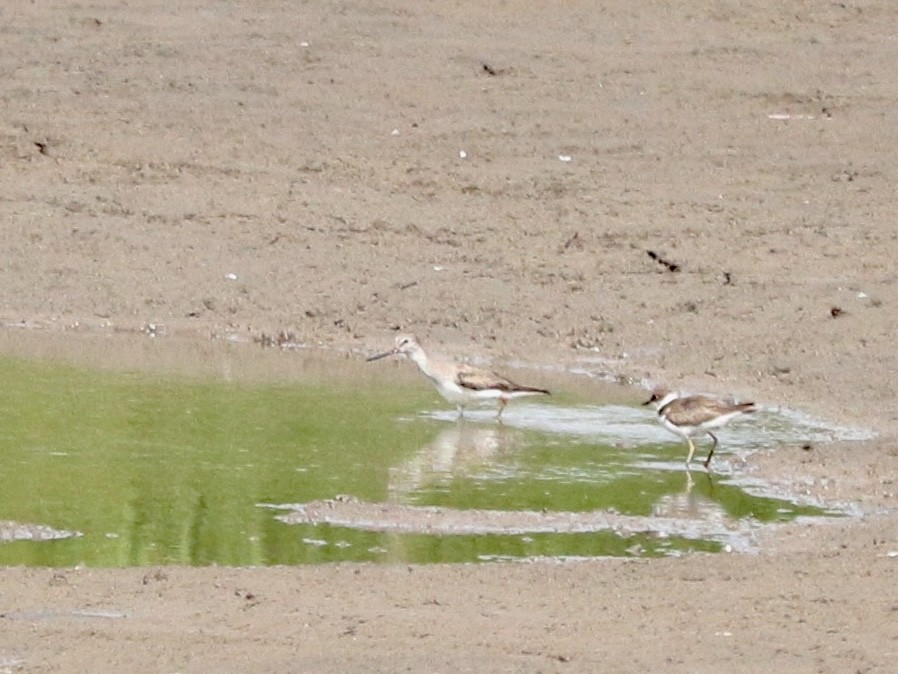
top-left (642, 395), bottom-right (658, 406)
top-left (366, 351), bottom-right (394, 362)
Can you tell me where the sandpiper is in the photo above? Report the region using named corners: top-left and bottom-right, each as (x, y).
top-left (367, 334), bottom-right (550, 418)
top-left (643, 388), bottom-right (756, 468)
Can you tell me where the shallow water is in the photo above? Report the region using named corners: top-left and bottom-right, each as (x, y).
top-left (0, 338), bottom-right (856, 566)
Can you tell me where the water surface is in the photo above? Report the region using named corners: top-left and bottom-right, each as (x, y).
top-left (0, 336), bottom-right (852, 566)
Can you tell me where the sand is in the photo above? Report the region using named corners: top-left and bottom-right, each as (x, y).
top-left (1, 0), bottom-right (897, 671)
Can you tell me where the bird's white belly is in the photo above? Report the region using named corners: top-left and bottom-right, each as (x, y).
top-left (433, 379), bottom-right (502, 405)
top-left (660, 416), bottom-right (696, 439)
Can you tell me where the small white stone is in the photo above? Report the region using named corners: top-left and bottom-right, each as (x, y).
top-left (225, 272), bottom-right (238, 281)
top-left (459, 150), bottom-right (467, 159)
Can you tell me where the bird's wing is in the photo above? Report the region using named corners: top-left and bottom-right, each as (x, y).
top-left (456, 365), bottom-right (548, 394)
top-left (662, 395), bottom-right (752, 426)
top-left (455, 365), bottom-right (517, 392)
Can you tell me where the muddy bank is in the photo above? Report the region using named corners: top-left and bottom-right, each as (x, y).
top-left (1, 0), bottom-right (897, 671)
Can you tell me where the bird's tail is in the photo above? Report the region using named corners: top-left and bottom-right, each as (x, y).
top-left (518, 385), bottom-right (550, 395)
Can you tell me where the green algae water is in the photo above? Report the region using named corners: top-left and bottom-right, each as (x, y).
top-left (0, 340), bottom-right (839, 566)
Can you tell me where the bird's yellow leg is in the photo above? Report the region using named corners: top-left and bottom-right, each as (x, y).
top-left (496, 397), bottom-right (508, 420)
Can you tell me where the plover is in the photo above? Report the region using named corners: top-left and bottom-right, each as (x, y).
top-left (643, 388), bottom-right (756, 468)
top-left (367, 334), bottom-right (549, 418)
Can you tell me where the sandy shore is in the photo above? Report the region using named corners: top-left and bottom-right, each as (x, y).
top-left (1, 0), bottom-right (897, 671)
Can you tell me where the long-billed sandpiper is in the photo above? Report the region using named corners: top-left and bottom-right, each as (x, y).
top-left (367, 334), bottom-right (549, 418)
top-left (643, 388), bottom-right (756, 468)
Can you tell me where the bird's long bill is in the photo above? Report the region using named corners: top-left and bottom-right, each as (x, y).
top-left (366, 350), bottom-right (395, 362)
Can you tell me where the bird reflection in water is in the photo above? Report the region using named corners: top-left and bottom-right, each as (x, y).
top-left (651, 470), bottom-right (728, 524)
top-left (388, 423), bottom-right (511, 502)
